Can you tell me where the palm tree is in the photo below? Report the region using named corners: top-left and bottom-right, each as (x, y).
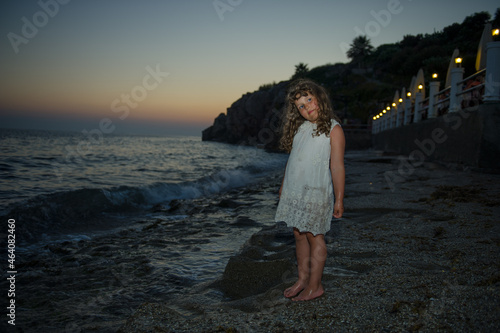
top-left (346, 36), bottom-right (373, 68)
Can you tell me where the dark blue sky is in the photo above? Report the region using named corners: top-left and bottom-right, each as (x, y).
top-left (0, 0), bottom-right (498, 136)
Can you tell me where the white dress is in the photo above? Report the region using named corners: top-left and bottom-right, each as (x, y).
top-left (275, 119), bottom-right (340, 235)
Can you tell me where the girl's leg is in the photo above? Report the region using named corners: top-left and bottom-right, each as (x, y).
top-left (292, 233), bottom-right (326, 301)
top-left (284, 228), bottom-right (310, 298)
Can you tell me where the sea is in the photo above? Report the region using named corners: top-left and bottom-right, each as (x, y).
top-left (0, 128), bottom-right (288, 331)
top-left (0, 128), bottom-right (287, 246)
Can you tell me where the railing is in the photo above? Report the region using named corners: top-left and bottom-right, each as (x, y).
top-left (434, 87), bottom-right (451, 116)
top-left (372, 61), bottom-right (494, 135)
top-left (458, 69), bottom-right (486, 109)
top-left (372, 27), bottom-right (500, 134)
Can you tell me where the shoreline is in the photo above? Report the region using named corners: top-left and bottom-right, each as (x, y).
top-left (120, 151), bottom-right (500, 332)
top-left (1, 166), bottom-right (284, 332)
top-left (3, 150), bottom-right (499, 332)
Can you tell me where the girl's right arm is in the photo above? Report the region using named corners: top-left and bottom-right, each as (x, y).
top-left (330, 125), bottom-right (346, 218)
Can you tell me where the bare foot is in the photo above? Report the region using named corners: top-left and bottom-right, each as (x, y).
top-left (283, 281), bottom-right (307, 298)
top-left (291, 286), bottom-right (324, 301)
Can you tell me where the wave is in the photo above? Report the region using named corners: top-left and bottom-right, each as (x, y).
top-left (2, 159), bottom-right (285, 246)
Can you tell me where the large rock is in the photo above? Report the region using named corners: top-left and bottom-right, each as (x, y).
top-left (220, 257), bottom-right (294, 299)
top-left (218, 223), bottom-right (296, 299)
top-left (201, 113), bottom-right (227, 142)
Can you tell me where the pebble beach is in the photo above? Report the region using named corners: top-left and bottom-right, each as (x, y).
top-left (119, 151), bottom-right (500, 332)
top-left (3, 151), bottom-right (500, 332)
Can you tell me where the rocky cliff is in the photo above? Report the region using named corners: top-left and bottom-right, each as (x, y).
top-left (202, 81), bottom-right (289, 150)
top-left (202, 79), bottom-right (373, 151)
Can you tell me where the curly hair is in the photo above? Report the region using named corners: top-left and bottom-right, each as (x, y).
top-left (279, 79), bottom-right (340, 153)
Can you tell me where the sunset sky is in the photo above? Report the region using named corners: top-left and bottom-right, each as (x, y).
top-left (1, 0), bottom-right (498, 136)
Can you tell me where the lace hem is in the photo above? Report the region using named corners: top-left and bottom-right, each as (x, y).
top-left (275, 196), bottom-right (333, 235)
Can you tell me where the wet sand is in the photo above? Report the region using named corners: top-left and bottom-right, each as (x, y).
top-left (3, 151), bottom-right (500, 332)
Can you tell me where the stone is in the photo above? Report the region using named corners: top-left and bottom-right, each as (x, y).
top-left (220, 256), bottom-right (294, 299)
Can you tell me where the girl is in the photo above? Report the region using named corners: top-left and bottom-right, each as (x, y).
top-left (275, 78), bottom-right (345, 301)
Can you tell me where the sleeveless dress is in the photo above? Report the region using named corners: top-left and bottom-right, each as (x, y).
top-left (275, 119), bottom-right (340, 235)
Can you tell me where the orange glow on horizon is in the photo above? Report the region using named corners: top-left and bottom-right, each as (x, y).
top-left (1, 82), bottom-right (230, 127)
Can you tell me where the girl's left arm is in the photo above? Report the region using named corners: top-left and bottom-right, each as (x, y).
top-left (330, 125), bottom-right (346, 218)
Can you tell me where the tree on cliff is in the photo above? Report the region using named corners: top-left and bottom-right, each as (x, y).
top-left (291, 62), bottom-right (309, 79)
top-left (347, 35), bottom-right (373, 68)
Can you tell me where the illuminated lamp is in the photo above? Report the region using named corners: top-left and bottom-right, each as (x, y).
top-left (493, 28), bottom-right (500, 41)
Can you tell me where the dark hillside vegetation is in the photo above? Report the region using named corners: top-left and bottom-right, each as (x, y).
top-left (280, 10), bottom-right (499, 123)
top-left (203, 9), bottom-right (499, 148)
